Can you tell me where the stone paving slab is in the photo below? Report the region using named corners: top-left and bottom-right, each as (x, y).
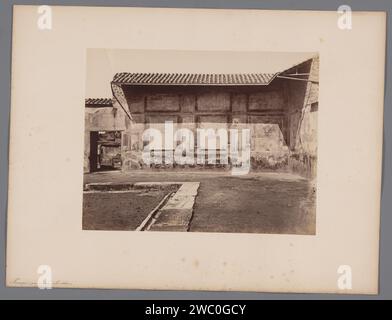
top-left (149, 209), bottom-right (193, 229)
top-left (163, 183), bottom-right (199, 210)
top-left (148, 182), bottom-right (200, 231)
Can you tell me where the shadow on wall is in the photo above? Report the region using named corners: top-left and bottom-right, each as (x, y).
top-left (286, 57), bottom-right (319, 179)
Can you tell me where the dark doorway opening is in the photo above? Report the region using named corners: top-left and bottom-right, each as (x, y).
top-left (89, 131), bottom-right (122, 172)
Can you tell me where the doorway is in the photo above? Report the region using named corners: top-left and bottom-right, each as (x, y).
top-left (89, 131), bottom-right (122, 172)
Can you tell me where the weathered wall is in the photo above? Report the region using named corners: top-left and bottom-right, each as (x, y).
top-left (106, 58), bottom-right (319, 176)
top-left (286, 57), bottom-right (319, 178)
top-left (120, 82), bottom-right (290, 170)
top-left (84, 102), bottom-right (126, 172)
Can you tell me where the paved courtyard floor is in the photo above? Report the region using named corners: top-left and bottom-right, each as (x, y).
top-left (83, 170), bottom-right (316, 235)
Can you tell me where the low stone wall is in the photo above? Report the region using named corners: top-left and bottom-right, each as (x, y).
top-left (120, 149), bottom-right (290, 171)
top-left (250, 151), bottom-right (289, 170)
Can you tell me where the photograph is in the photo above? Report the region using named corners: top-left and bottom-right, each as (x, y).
top-left (83, 49), bottom-right (319, 234)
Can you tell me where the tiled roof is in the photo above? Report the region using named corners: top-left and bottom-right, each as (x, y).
top-left (85, 98), bottom-right (113, 107)
top-left (112, 72), bottom-right (277, 86)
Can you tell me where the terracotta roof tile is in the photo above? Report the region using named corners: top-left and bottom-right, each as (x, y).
top-left (112, 72), bottom-right (277, 86)
top-left (85, 98), bottom-right (113, 107)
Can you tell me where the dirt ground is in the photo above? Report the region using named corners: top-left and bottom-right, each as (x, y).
top-left (83, 186), bottom-right (177, 230)
top-left (191, 175), bottom-right (315, 234)
top-left (83, 171), bottom-right (316, 235)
